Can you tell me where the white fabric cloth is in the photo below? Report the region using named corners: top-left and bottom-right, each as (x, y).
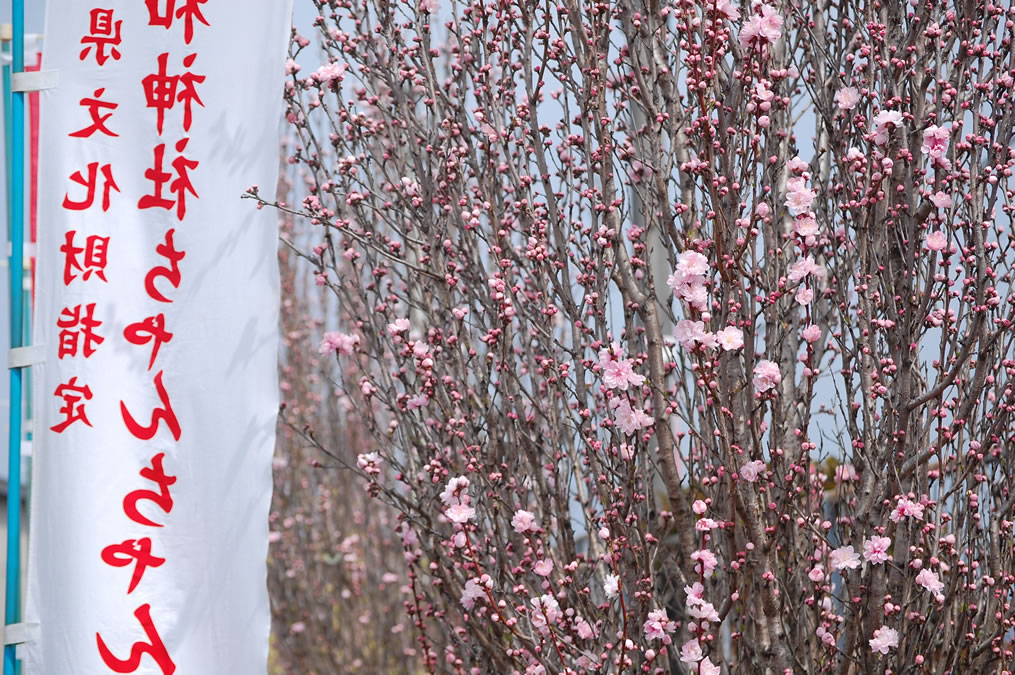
top-left (26, 2), bottom-right (291, 672)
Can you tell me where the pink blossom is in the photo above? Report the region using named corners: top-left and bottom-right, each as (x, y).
top-left (925, 231), bottom-right (947, 251)
top-left (691, 549), bottom-right (719, 576)
top-left (916, 568), bottom-right (945, 598)
top-left (511, 509), bottom-right (538, 533)
top-left (786, 185), bottom-right (816, 214)
top-left (400, 176), bottom-right (419, 197)
top-left (830, 545), bottom-right (861, 570)
top-left (313, 62), bottom-right (347, 84)
top-left (668, 270), bottom-right (709, 311)
top-left (387, 318), bottom-right (410, 334)
top-left (753, 360), bottom-right (782, 393)
top-left (739, 4), bottom-right (783, 47)
top-left (835, 86), bottom-right (860, 110)
top-left (787, 156), bottom-right (809, 173)
top-left (418, 0), bottom-right (439, 11)
top-left (835, 463), bottom-right (858, 483)
top-left (795, 286), bottom-right (814, 306)
top-left (801, 325), bottom-right (822, 343)
top-left (665, 268), bottom-right (693, 293)
top-left (695, 517), bottom-right (719, 531)
top-left (714, 0), bottom-right (740, 21)
top-left (460, 577), bottom-right (488, 609)
top-left (598, 344), bottom-right (646, 390)
top-left (717, 326), bottom-right (744, 351)
top-left (683, 282), bottom-right (709, 310)
top-left (575, 618), bottom-right (595, 639)
top-left (643, 608), bottom-right (676, 642)
top-left (400, 523), bottom-right (419, 548)
top-left (601, 358), bottom-right (644, 390)
top-left (604, 573), bottom-right (619, 598)
top-left (687, 597), bottom-right (720, 623)
top-left (788, 255), bottom-right (825, 282)
top-left (786, 176), bottom-right (808, 193)
top-left (871, 110), bottom-right (904, 145)
top-left (697, 331), bottom-right (719, 350)
top-left (612, 399), bottom-right (654, 435)
top-left (674, 320), bottom-right (714, 351)
top-left (440, 475), bottom-right (470, 506)
top-left (930, 191), bottom-right (953, 209)
top-left (699, 657), bottom-right (721, 675)
top-left (921, 124), bottom-right (950, 158)
top-left (533, 559), bottom-right (554, 576)
top-left (677, 250), bottom-right (710, 275)
top-left (357, 452), bottom-right (382, 475)
top-left (808, 565), bottom-right (825, 582)
top-left (863, 536), bottom-right (892, 564)
top-left (406, 393), bottom-right (429, 410)
top-left (445, 503), bottom-right (475, 524)
top-left (685, 581), bottom-right (705, 603)
top-left (740, 459), bottom-right (766, 482)
top-left (530, 594), bottom-right (561, 632)
top-left (889, 496), bottom-right (925, 522)
top-left (319, 331), bottom-right (360, 355)
top-left (680, 638), bottom-right (703, 663)
top-left (794, 214), bottom-right (819, 237)
top-left (869, 626), bottom-right (899, 654)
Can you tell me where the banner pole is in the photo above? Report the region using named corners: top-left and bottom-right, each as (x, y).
top-left (4, 0), bottom-right (25, 671)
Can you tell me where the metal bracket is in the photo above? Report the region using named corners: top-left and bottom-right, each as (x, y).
top-left (8, 345), bottom-right (44, 369)
top-left (11, 70), bottom-right (57, 93)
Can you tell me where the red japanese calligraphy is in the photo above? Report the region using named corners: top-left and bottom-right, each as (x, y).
top-left (50, 377), bottom-right (93, 433)
top-left (138, 140), bottom-right (198, 221)
top-left (57, 303), bottom-right (104, 359)
top-left (176, 55), bottom-right (205, 132)
top-left (145, 229), bottom-right (185, 303)
top-left (96, 604), bottom-right (176, 675)
top-left (120, 371), bottom-right (181, 442)
top-left (123, 453), bottom-right (176, 528)
top-left (142, 54), bottom-right (176, 137)
top-left (61, 231), bottom-right (110, 285)
top-left (101, 538), bottom-right (166, 595)
top-left (63, 162), bottom-right (119, 212)
top-left (124, 315), bottom-right (174, 371)
top-left (144, 0), bottom-right (209, 45)
top-left (70, 88), bottom-right (118, 138)
top-left (79, 9), bottom-right (122, 66)
top-left (142, 53), bottom-right (205, 135)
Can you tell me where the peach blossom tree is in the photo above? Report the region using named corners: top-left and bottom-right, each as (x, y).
top-left (268, 177), bottom-right (419, 674)
top-left (261, 0), bottom-right (1015, 671)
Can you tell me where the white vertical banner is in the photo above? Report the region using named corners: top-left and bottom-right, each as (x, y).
top-left (26, 2), bottom-right (292, 673)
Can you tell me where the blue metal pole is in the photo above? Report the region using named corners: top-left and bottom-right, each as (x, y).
top-left (2, 39), bottom-right (11, 233)
top-left (5, 0), bottom-right (25, 672)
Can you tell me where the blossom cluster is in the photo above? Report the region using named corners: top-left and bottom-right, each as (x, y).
top-left (267, 0), bottom-right (1015, 672)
